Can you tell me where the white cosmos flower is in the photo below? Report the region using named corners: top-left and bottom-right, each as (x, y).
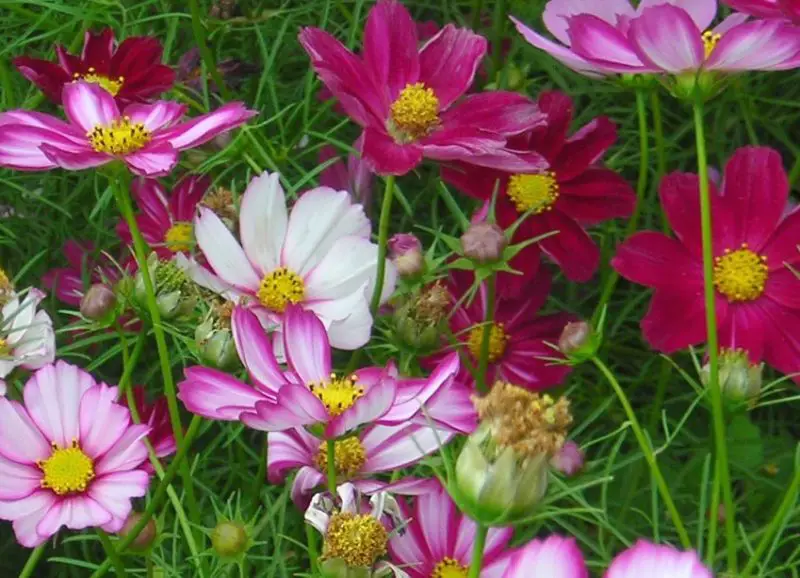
top-left (192, 171), bottom-right (396, 351)
top-left (0, 288), bottom-right (56, 393)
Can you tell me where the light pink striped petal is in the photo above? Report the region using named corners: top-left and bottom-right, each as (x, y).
top-left (327, 375), bottom-right (397, 437)
top-left (567, 15), bottom-right (650, 71)
top-left (195, 206), bottom-right (261, 290)
top-left (416, 484), bottom-right (459, 562)
top-left (154, 102), bottom-right (256, 150)
top-left (178, 366), bottom-right (272, 420)
top-left (304, 236), bottom-right (385, 302)
top-left (290, 466), bottom-right (326, 509)
top-left (0, 123), bottom-right (89, 170)
top-left (282, 305), bottom-right (331, 385)
top-left (0, 110), bottom-right (84, 142)
top-left (637, 0), bottom-right (716, 30)
top-left (124, 141), bottom-right (179, 177)
top-left (62, 81), bottom-right (120, 133)
top-left (0, 397), bottom-right (50, 463)
top-left (0, 491), bottom-right (57, 547)
top-left (0, 453), bottom-right (42, 500)
top-left (241, 385), bottom-right (327, 432)
top-left (706, 19), bottom-right (800, 71)
top-left (88, 470), bottom-right (150, 526)
top-left (506, 536), bottom-right (588, 578)
top-left (124, 101), bottom-right (187, 132)
top-left (418, 24), bottom-right (486, 109)
top-left (240, 171), bottom-right (288, 276)
top-left (94, 424), bottom-right (149, 475)
top-left (232, 306), bottom-right (286, 395)
top-left (78, 384), bottom-right (130, 460)
top-left (362, 423), bottom-right (454, 473)
top-left (37, 495), bottom-right (112, 536)
top-left (511, 16), bottom-right (607, 77)
top-left (628, 4), bottom-right (704, 73)
top-left (40, 144), bottom-right (111, 171)
top-left (358, 477), bottom-right (441, 497)
top-left (543, 0), bottom-right (636, 44)
top-left (307, 290), bottom-right (373, 351)
top-left (267, 428), bottom-right (318, 483)
top-left (379, 352), bottom-right (459, 424)
top-left (454, 516), bottom-right (513, 564)
top-left (606, 540), bottom-right (712, 578)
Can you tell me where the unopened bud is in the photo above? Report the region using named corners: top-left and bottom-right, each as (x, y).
top-left (701, 349), bottom-right (763, 407)
top-left (118, 512), bottom-right (157, 551)
top-left (460, 223), bottom-right (506, 263)
top-left (550, 441), bottom-right (584, 477)
top-left (389, 233), bottom-right (424, 278)
top-left (195, 315), bottom-right (238, 369)
top-left (80, 284), bottom-right (117, 321)
top-left (558, 322), bottom-right (590, 354)
top-left (212, 521), bottom-right (249, 559)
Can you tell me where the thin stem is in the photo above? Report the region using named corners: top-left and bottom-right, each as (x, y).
top-left (650, 90), bottom-right (669, 233)
top-left (250, 437), bottom-right (268, 509)
top-left (591, 356), bottom-right (691, 548)
top-left (369, 175), bottom-right (396, 314)
top-left (490, 0), bottom-right (506, 81)
top-left (692, 100), bottom-right (737, 574)
top-left (187, 0), bottom-right (230, 100)
top-left (18, 544), bottom-right (46, 578)
top-left (475, 274), bottom-right (497, 394)
top-left (467, 523), bottom-right (488, 578)
top-left (96, 530), bottom-right (126, 578)
top-left (326, 439), bottom-right (337, 495)
top-left (305, 524), bottom-right (319, 573)
top-left (470, 0), bottom-right (485, 30)
top-left (788, 154), bottom-right (800, 187)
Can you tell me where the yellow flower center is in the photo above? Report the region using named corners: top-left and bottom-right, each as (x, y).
top-left (0, 266), bottom-right (11, 306)
top-left (389, 82), bottom-right (440, 142)
top-left (467, 322), bottom-right (508, 363)
top-left (310, 374), bottom-right (365, 417)
top-left (713, 245), bottom-right (768, 302)
top-left (314, 437), bottom-right (367, 479)
top-left (256, 267), bottom-right (305, 312)
top-left (702, 31), bottom-right (722, 59)
top-left (38, 441), bottom-right (95, 496)
top-left (165, 221), bottom-right (194, 252)
top-left (322, 512), bottom-right (388, 568)
top-left (506, 172), bottom-right (560, 214)
top-left (431, 558), bottom-right (469, 578)
top-left (0, 337), bottom-right (8, 356)
top-left (74, 67), bottom-right (124, 96)
top-left (88, 116), bottom-right (152, 155)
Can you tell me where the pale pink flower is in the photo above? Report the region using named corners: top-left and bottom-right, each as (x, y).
top-left (504, 535), bottom-right (588, 577)
top-left (0, 361), bottom-right (151, 547)
top-left (0, 289), bottom-right (55, 389)
top-left (551, 440), bottom-right (585, 476)
top-left (0, 81), bottom-right (255, 177)
top-left (605, 540), bottom-right (712, 578)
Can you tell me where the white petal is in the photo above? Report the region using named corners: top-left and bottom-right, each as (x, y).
top-left (194, 207), bottom-right (260, 290)
top-left (240, 172), bottom-right (288, 276)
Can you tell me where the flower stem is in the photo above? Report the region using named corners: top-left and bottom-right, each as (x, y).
top-left (467, 523), bottom-right (488, 578)
top-left (591, 356), bottom-right (691, 548)
top-left (187, 0), bottom-right (230, 100)
top-left (96, 529), bottom-right (126, 578)
top-left (369, 175), bottom-right (396, 314)
top-left (692, 100), bottom-right (737, 574)
top-left (475, 273), bottom-right (497, 394)
top-left (326, 439), bottom-right (337, 495)
top-left (650, 90), bottom-right (669, 233)
top-left (18, 545), bottom-right (46, 578)
top-left (490, 0), bottom-right (506, 82)
top-left (305, 524), bottom-right (319, 572)
top-left (250, 437), bottom-right (268, 509)
top-left (471, 0), bottom-right (485, 30)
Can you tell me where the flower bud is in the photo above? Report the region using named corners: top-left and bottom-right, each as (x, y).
top-left (118, 512), bottom-right (157, 552)
top-left (80, 284), bottom-right (117, 321)
top-left (134, 254), bottom-right (196, 320)
top-left (195, 311), bottom-right (238, 369)
top-left (392, 282), bottom-right (449, 351)
top-left (460, 222), bottom-right (506, 263)
top-left (453, 382), bottom-right (572, 525)
top-left (701, 349), bottom-right (763, 407)
top-left (212, 520), bottom-right (250, 559)
top-left (558, 320), bottom-right (599, 364)
top-left (550, 441), bottom-right (584, 477)
top-left (388, 233), bottom-right (424, 278)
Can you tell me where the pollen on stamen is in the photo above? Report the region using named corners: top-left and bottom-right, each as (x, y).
top-left (389, 82), bottom-right (440, 143)
top-left (309, 374), bottom-right (365, 416)
top-left (88, 117), bottom-right (152, 155)
top-left (506, 172), bottom-right (560, 214)
top-left (257, 267), bottom-right (305, 313)
top-left (713, 244), bottom-right (768, 302)
top-left (466, 322), bottom-right (509, 363)
top-left (702, 30), bottom-right (722, 59)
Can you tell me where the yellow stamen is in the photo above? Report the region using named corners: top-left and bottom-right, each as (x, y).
top-left (0, 337), bottom-right (8, 356)
top-left (702, 31), bottom-right (722, 59)
top-left (314, 437), bottom-right (366, 479)
top-left (389, 82), bottom-right (440, 142)
top-left (466, 322), bottom-right (508, 363)
top-left (506, 172), bottom-right (560, 214)
top-left (322, 512), bottom-right (388, 568)
top-left (88, 116), bottom-right (151, 155)
top-left (256, 267), bottom-right (305, 312)
top-left (713, 244), bottom-right (768, 302)
top-left (73, 67), bottom-right (125, 96)
top-left (0, 266), bottom-right (12, 306)
top-left (310, 374), bottom-right (365, 417)
top-left (431, 557), bottom-right (469, 578)
top-left (38, 440), bottom-right (95, 496)
top-left (164, 221), bottom-right (194, 252)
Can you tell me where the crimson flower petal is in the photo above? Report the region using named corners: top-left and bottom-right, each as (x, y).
top-left (419, 24), bottom-right (486, 109)
top-left (612, 231), bottom-right (701, 290)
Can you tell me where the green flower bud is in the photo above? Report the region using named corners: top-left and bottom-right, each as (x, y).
top-left (212, 520), bottom-right (250, 559)
top-left (558, 320), bottom-right (601, 365)
top-left (701, 349), bottom-right (763, 408)
top-left (134, 254), bottom-right (196, 319)
top-left (391, 283), bottom-right (449, 352)
top-left (195, 314), bottom-right (238, 369)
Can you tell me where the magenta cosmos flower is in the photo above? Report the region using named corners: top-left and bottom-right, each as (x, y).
top-left (503, 535), bottom-right (587, 578)
top-left (133, 386), bottom-right (176, 473)
top-left (443, 91), bottom-right (635, 285)
top-left (389, 482), bottom-right (516, 578)
top-left (191, 170), bottom-right (394, 351)
top-left (604, 541), bottom-right (712, 578)
top-left (723, 0), bottom-right (800, 23)
top-left (42, 240), bottom-right (128, 307)
top-left (299, 0), bottom-right (547, 176)
top-left (118, 175), bottom-right (210, 258)
top-left (424, 269), bottom-right (573, 391)
top-left (14, 28), bottom-right (174, 106)
top-left (0, 81), bottom-right (255, 177)
top-left (513, 0), bottom-right (800, 76)
top-left (318, 139), bottom-right (373, 210)
top-left (0, 361), bottom-right (151, 547)
top-left (613, 147), bottom-right (800, 382)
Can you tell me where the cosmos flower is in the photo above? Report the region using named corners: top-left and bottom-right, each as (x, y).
top-left (318, 138), bottom-right (374, 210)
top-left (424, 269), bottom-right (573, 391)
top-left (0, 81), bottom-right (255, 177)
top-left (132, 386), bottom-right (176, 473)
top-left (722, 0), bottom-right (800, 23)
top-left (118, 175), bottom-right (211, 258)
top-left (613, 147), bottom-right (800, 382)
top-left (42, 240), bottom-right (127, 307)
top-left (191, 170), bottom-right (395, 351)
top-left (0, 361), bottom-right (151, 547)
top-left (14, 28), bottom-right (174, 106)
top-left (388, 482), bottom-right (516, 578)
top-left (503, 535), bottom-right (588, 577)
top-left (604, 541), bottom-right (712, 578)
top-left (443, 91), bottom-right (634, 285)
top-left (300, 0), bottom-right (547, 175)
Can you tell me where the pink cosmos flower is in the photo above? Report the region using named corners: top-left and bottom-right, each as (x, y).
top-left (723, 0), bottom-right (800, 23)
top-left (42, 240), bottom-right (127, 307)
top-left (0, 81), bottom-right (255, 177)
top-left (503, 535), bottom-right (588, 577)
top-left (132, 386), bottom-right (176, 473)
top-left (389, 482), bottom-right (516, 578)
top-left (269, 423), bottom-right (455, 508)
top-left (613, 147), bottom-right (800, 383)
top-left (551, 440), bottom-right (585, 477)
top-left (299, 0), bottom-right (548, 176)
top-left (513, 0), bottom-right (800, 77)
top-left (605, 540), bottom-right (712, 578)
top-left (318, 139), bottom-right (373, 210)
top-left (0, 361), bottom-right (151, 547)
top-left (424, 269), bottom-right (573, 391)
top-left (118, 175), bottom-right (211, 258)
top-left (0, 289), bottom-right (56, 392)
top-left (191, 170), bottom-right (395, 351)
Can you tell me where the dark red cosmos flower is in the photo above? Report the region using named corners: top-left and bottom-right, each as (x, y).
top-left (613, 147), bottom-right (800, 383)
top-left (423, 268), bottom-right (573, 391)
top-left (443, 91), bottom-right (635, 295)
top-left (14, 28), bottom-right (175, 106)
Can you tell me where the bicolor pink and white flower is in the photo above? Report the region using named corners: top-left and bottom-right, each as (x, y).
top-left (723, 0), bottom-right (800, 23)
top-left (300, 0), bottom-right (548, 175)
top-left (0, 361), bottom-right (151, 547)
top-left (0, 289), bottom-right (56, 393)
top-left (0, 81), bottom-right (255, 177)
top-left (389, 482), bottom-right (516, 578)
top-left (605, 541), bottom-right (712, 578)
top-left (118, 175), bottom-right (210, 258)
top-left (191, 170), bottom-right (395, 351)
top-left (132, 386), bottom-right (176, 473)
top-left (42, 240), bottom-right (128, 307)
top-left (503, 535), bottom-right (587, 578)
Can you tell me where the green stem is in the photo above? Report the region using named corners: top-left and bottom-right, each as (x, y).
top-left (326, 439), bottom-right (337, 495)
top-left (591, 356), bottom-right (691, 548)
top-left (305, 524), bottom-right (319, 573)
top-left (96, 530), bottom-right (126, 578)
top-left (369, 175), bottom-right (396, 314)
top-left (692, 100), bottom-right (737, 574)
top-left (594, 89), bottom-right (649, 323)
top-left (18, 545), bottom-right (46, 578)
top-left (470, 0), bottom-right (485, 30)
top-left (707, 459), bottom-right (722, 564)
top-left (475, 274), bottom-right (497, 394)
top-left (89, 415), bottom-right (204, 578)
top-left (740, 456), bottom-right (800, 577)
top-left (650, 90), bottom-right (670, 233)
top-left (467, 523), bottom-right (488, 578)
top-left (788, 154), bottom-right (800, 187)
top-left (250, 437), bottom-right (268, 509)
top-left (187, 0), bottom-right (231, 100)
top-left (490, 0), bottom-right (506, 81)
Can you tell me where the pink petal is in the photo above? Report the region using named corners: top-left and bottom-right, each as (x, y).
top-left (557, 168), bottom-right (636, 224)
top-left (506, 535), bottom-right (588, 578)
top-left (555, 116), bottom-right (618, 181)
top-left (763, 207), bottom-right (800, 267)
top-left (543, 0), bottom-right (636, 44)
top-left (308, 292), bottom-right (374, 351)
top-left (327, 375), bottom-right (397, 437)
top-left (94, 424), bottom-right (150, 475)
top-left (638, 0), bottom-right (717, 30)
top-left (232, 306), bottom-right (287, 395)
top-left (62, 81), bottom-right (120, 133)
top-left (290, 466), bottom-right (326, 510)
top-left (440, 91), bottom-right (546, 137)
top-left (194, 206), bottom-right (260, 290)
top-left (155, 102), bottom-right (255, 150)
top-left (628, 4), bottom-right (704, 73)
top-left (0, 397), bottom-right (49, 464)
top-left (361, 127), bottom-right (423, 176)
top-left (419, 24), bottom-right (486, 109)
top-left (641, 289), bottom-right (724, 354)
top-left (611, 231), bottom-right (701, 291)
top-left (124, 101), bottom-right (187, 132)
top-left (362, 424), bottom-right (454, 473)
top-left (0, 491), bottom-right (57, 547)
top-left (567, 15), bottom-right (650, 72)
top-left (511, 16), bottom-right (607, 77)
top-left (362, 0), bottom-right (420, 101)
top-left (0, 124), bottom-right (85, 171)
top-left (380, 353), bottom-right (459, 424)
top-left (416, 484), bottom-right (459, 562)
top-left (37, 495), bottom-right (112, 536)
top-left (178, 366), bottom-right (272, 420)
top-left (240, 171), bottom-right (288, 276)
top-left (171, 174), bottom-right (211, 222)
top-left (88, 470), bottom-right (150, 522)
top-left (267, 428), bottom-right (317, 483)
top-left (0, 453), bottom-right (42, 500)
top-left (387, 495), bottom-right (432, 570)
top-left (718, 302), bottom-right (767, 360)
top-left (760, 301), bottom-right (800, 382)
top-left (241, 386), bottom-right (327, 431)
top-left (79, 384), bottom-right (131, 460)
top-left (40, 143), bottom-right (111, 171)
top-left (131, 178), bottom-right (171, 231)
top-left (124, 141), bottom-right (178, 177)
top-left (719, 0), bottom-right (783, 18)
top-left (606, 540), bottom-right (712, 578)
top-left (764, 268), bottom-right (800, 310)
top-left (282, 305), bottom-right (332, 384)
top-left (706, 19), bottom-right (800, 71)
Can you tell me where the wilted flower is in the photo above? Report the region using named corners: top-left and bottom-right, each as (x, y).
top-left (454, 382), bottom-right (572, 525)
top-left (0, 288), bottom-right (56, 386)
top-left (134, 254), bottom-right (197, 319)
top-left (550, 441), bottom-right (585, 477)
top-left (392, 282), bottom-right (449, 351)
top-left (701, 348), bottom-right (763, 407)
top-left (461, 222), bottom-right (507, 264)
top-left (200, 186), bottom-right (238, 231)
top-left (80, 284), bottom-right (118, 321)
top-left (118, 512), bottom-right (157, 552)
top-left (388, 233), bottom-right (423, 278)
top-left (211, 520), bottom-right (250, 559)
